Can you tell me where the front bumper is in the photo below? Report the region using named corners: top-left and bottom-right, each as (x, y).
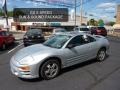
top-left (23, 38), bottom-right (45, 46)
top-left (10, 57), bottom-right (39, 79)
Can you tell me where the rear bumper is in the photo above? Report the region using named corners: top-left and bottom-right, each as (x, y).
top-left (93, 33), bottom-right (107, 36)
top-left (97, 33), bottom-right (107, 36)
top-left (23, 39), bottom-right (45, 46)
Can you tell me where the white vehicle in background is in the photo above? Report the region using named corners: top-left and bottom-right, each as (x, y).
top-left (74, 26), bottom-right (91, 34)
top-left (52, 28), bottom-right (67, 34)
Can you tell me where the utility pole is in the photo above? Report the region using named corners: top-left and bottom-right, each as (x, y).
top-left (5, 0), bottom-right (9, 32)
top-left (80, 0), bottom-right (83, 26)
top-left (5, 15), bottom-right (9, 32)
top-left (2, 0), bottom-right (9, 32)
top-left (74, 0), bottom-right (76, 27)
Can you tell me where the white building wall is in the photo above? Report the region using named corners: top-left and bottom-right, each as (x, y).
top-left (0, 17), bottom-right (13, 30)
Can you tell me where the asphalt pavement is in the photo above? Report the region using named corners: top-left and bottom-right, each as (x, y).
top-left (0, 36), bottom-right (120, 90)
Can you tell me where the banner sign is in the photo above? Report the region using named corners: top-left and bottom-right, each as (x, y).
top-left (13, 8), bottom-right (68, 22)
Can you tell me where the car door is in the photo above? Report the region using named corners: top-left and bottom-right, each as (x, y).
top-left (62, 35), bottom-right (91, 67)
top-left (1, 31), bottom-right (8, 44)
top-left (86, 35), bottom-right (99, 59)
top-left (3, 31), bottom-right (13, 44)
top-left (0, 32), bottom-right (3, 47)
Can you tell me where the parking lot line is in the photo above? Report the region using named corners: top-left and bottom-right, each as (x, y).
top-left (7, 43), bottom-right (23, 54)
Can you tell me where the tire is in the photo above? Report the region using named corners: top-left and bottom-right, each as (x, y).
top-left (40, 59), bottom-right (60, 80)
top-left (24, 44), bottom-right (28, 47)
top-left (97, 48), bottom-right (106, 61)
top-left (1, 43), bottom-right (6, 50)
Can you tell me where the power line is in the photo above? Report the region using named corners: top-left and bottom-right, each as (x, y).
top-left (76, 0), bottom-right (93, 7)
top-left (20, 0), bottom-right (93, 8)
top-left (24, 0), bottom-right (75, 8)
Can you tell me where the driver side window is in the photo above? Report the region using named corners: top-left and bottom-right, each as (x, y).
top-left (67, 35), bottom-right (87, 47)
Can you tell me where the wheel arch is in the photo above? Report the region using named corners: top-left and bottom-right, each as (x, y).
top-left (38, 56), bottom-right (62, 78)
top-left (99, 46), bottom-right (107, 51)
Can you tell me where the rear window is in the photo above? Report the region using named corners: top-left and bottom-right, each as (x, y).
top-left (80, 28), bottom-right (89, 31)
top-left (91, 27), bottom-right (97, 30)
top-left (0, 31), bottom-right (8, 36)
top-left (97, 27), bottom-right (106, 30)
top-left (26, 29), bottom-right (42, 35)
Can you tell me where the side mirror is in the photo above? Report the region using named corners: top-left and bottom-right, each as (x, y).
top-left (67, 44), bottom-right (76, 49)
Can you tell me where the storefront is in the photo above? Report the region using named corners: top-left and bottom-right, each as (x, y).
top-left (11, 15), bottom-right (87, 30)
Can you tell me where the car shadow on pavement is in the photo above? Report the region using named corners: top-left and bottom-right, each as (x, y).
top-left (61, 55), bottom-right (109, 75)
top-left (61, 59), bottom-right (97, 74)
top-left (19, 77), bottom-right (43, 82)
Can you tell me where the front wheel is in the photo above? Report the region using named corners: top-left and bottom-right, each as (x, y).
top-left (97, 49), bottom-right (106, 61)
top-left (40, 59), bottom-right (60, 80)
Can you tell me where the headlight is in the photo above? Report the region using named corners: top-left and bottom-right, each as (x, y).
top-left (18, 66), bottom-right (30, 71)
top-left (19, 56), bottom-right (34, 65)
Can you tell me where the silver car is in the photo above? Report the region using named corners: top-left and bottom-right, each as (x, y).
top-left (10, 32), bottom-right (109, 80)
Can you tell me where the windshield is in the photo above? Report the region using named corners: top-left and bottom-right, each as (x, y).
top-left (26, 29), bottom-right (42, 36)
top-left (97, 27), bottom-right (106, 30)
top-left (43, 35), bottom-right (71, 49)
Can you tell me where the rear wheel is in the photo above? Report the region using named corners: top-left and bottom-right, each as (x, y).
top-left (24, 44), bottom-right (28, 47)
top-left (1, 43), bottom-right (6, 50)
top-left (40, 59), bottom-right (60, 80)
top-left (97, 49), bottom-right (106, 61)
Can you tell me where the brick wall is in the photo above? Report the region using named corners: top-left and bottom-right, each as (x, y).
top-left (116, 5), bottom-right (120, 24)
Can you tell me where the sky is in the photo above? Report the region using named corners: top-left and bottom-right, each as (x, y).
top-left (0, 0), bottom-right (120, 22)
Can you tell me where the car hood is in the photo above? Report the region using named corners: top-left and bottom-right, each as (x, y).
top-left (14, 44), bottom-right (56, 61)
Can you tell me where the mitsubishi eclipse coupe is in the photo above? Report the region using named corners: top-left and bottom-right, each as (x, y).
top-left (10, 32), bottom-right (109, 80)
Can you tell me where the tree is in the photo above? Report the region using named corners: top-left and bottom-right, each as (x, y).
top-left (0, 9), bottom-right (13, 17)
top-left (106, 22), bottom-right (115, 26)
top-left (88, 19), bottom-right (98, 26)
top-left (0, 9), bottom-right (4, 16)
top-left (98, 19), bottom-right (104, 27)
top-left (7, 11), bottom-right (13, 17)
